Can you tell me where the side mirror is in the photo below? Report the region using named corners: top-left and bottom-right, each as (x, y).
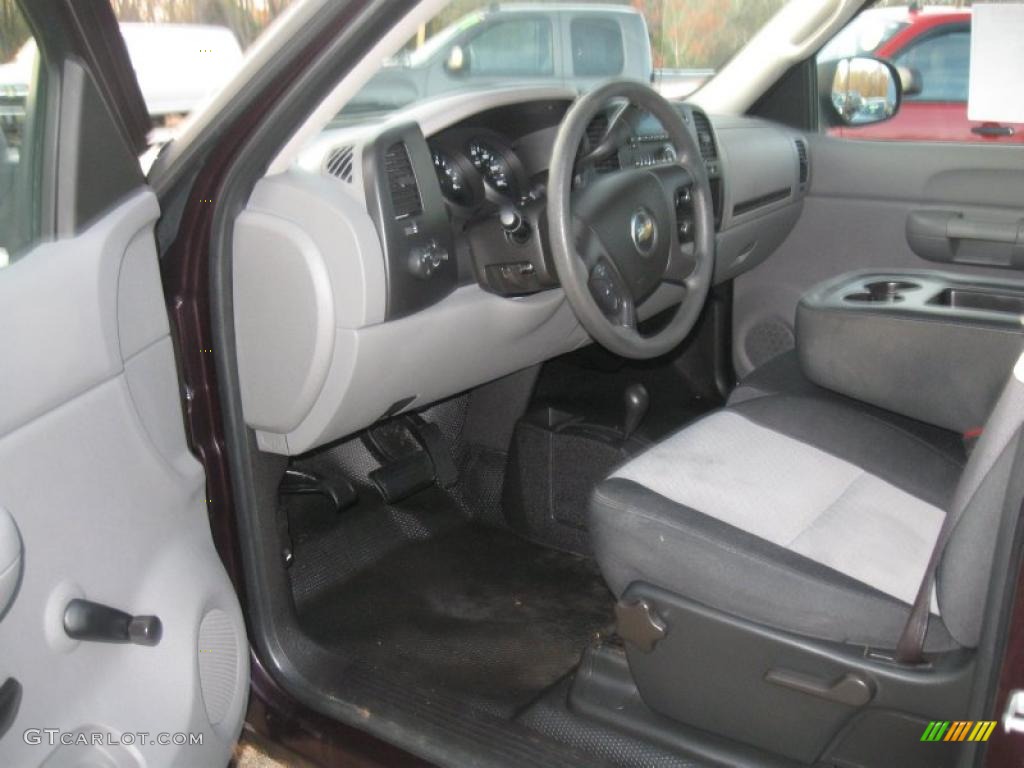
top-left (826, 56), bottom-right (903, 126)
top-left (444, 45), bottom-right (468, 75)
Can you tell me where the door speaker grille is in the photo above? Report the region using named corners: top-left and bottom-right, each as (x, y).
top-left (197, 608), bottom-right (240, 726)
top-left (744, 318), bottom-right (795, 369)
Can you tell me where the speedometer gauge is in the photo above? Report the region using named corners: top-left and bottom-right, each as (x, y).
top-left (432, 149), bottom-right (470, 205)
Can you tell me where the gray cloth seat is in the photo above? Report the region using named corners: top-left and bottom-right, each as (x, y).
top-left (590, 358), bottom-right (1024, 652)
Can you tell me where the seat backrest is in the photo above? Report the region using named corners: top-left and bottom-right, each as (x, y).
top-left (938, 352), bottom-right (1024, 647)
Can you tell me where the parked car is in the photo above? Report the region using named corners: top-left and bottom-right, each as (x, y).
top-left (346, 3), bottom-right (709, 114)
top-left (820, 5), bottom-right (1023, 143)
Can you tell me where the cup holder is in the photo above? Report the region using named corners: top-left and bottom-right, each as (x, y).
top-left (845, 280), bottom-right (921, 303)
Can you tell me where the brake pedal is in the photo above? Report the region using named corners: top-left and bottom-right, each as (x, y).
top-left (369, 451), bottom-right (435, 503)
top-left (363, 416), bottom-right (459, 502)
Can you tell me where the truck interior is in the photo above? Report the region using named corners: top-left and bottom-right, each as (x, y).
top-left (195, 1), bottom-right (1024, 765)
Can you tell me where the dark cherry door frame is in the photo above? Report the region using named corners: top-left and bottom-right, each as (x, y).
top-left (157, 2), bottom-right (430, 765)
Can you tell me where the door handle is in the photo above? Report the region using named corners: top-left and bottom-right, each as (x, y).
top-left (972, 124), bottom-right (1015, 138)
top-left (764, 668), bottom-right (874, 706)
top-left (63, 599), bottom-right (162, 646)
top-left (946, 217), bottom-right (1021, 245)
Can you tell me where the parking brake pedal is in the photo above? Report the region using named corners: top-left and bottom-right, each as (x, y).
top-left (279, 468), bottom-right (358, 514)
top-left (277, 468), bottom-right (358, 568)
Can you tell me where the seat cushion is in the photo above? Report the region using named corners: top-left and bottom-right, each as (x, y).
top-left (590, 394), bottom-right (966, 651)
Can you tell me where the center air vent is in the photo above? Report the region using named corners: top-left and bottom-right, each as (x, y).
top-left (383, 141), bottom-right (422, 220)
top-left (324, 145), bottom-right (354, 183)
top-left (794, 138), bottom-right (809, 185)
top-left (691, 109), bottom-right (717, 162)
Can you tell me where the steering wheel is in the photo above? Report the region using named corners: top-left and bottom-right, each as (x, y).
top-left (547, 80), bottom-right (715, 359)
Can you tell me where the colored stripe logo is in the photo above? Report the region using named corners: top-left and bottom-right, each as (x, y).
top-left (921, 721), bottom-right (997, 742)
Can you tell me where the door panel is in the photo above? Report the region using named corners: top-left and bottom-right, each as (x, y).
top-left (734, 137), bottom-right (1024, 375)
top-left (0, 191), bottom-right (248, 766)
top-left (0, 2), bottom-right (247, 763)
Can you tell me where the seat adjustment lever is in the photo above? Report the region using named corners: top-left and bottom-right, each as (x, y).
top-left (63, 598), bottom-right (162, 646)
top-left (615, 599), bottom-right (666, 652)
top-left (764, 668), bottom-right (873, 707)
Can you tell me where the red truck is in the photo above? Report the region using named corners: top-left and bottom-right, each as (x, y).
top-left (823, 5), bottom-right (1023, 143)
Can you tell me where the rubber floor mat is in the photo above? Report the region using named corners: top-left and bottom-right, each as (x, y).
top-left (298, 523), bottom-right (614, 715)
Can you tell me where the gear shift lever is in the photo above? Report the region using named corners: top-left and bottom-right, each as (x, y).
top-left (622, 383), bottom-right (650, 442)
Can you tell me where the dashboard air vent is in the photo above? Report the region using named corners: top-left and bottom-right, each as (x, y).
top-left (324, 145), bottom-right (354, 182)
top-left (794, 138), bottom-right (809, 184)
top-left (585, 113), bottom-right (620, 173)
top-left (383, 141), bottom-right (422, 219)
top-left (691, 109), bottom-right (717, 162)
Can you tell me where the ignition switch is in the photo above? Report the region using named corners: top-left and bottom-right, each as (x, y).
top-left (500, 207), bottom-right (531, 245)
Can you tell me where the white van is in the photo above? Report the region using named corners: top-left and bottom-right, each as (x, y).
top-left (0, 23), bottom-right (243, 120)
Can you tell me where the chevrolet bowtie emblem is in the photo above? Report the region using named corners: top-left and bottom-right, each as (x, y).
top-left (630, 208), bottom-right (656, 254)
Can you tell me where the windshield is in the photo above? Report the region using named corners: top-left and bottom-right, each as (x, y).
top-left (334, 0), bottom-right (793, 124)
top-left (403, 11), bottom-right (486, 68)
top-left (0, 0), bottom-right (795, 148)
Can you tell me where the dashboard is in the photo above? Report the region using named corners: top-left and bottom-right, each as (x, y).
top-left (393, 98), bottom-right (730, 301)
top-left (233, 88), bottom-right (810, 455)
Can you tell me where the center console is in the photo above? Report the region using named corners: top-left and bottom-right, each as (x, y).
top-left (797, 270), bottom-right (1024, 433)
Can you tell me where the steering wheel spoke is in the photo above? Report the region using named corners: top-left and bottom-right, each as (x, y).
top-left (571, 212), bottom-right (604, 269)
top-left (650, 164), bottom-right (702, 286)
top-left (589, 258), bottom-right (637, 328)
top-left (664, 241), bottom-right (697, 285)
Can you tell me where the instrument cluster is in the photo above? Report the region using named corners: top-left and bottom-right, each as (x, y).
top-left (428, 128), bottom-right (528, 214)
